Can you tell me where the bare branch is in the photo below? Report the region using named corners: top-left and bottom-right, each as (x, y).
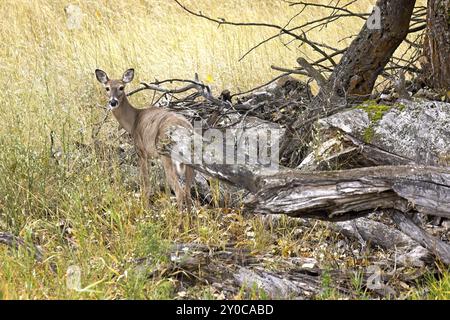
top-left (297, 57), bottom-right (328, 91)
top-left (174, 0), bottom-right (338, 67)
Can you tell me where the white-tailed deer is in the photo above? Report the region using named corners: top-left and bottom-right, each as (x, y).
top-left (95, 68), bottom-right (194, 212)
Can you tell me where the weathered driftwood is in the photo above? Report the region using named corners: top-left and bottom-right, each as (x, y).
top-left (137, 242), bottom-right (362, 299)
top-left (333, 217), bottom-right (417, 249)
top-left (331, 217), bottom-right (432, 268)
top-left (390, 210), bottom-right (450, 265)
top-left (161, 117), bottom-right (450, 220)
top-left (315, 100), bottom-right (450, 167)
top-left (244, 166), bottom-right (450, 220)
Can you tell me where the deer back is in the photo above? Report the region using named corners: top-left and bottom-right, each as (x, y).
top-left (132, 107), bottom-right (193, 158)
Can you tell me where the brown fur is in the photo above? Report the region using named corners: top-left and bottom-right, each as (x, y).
top-left (95, 69), bottom-right (194, 211)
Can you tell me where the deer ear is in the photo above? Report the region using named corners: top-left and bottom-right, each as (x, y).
top-left (95, 69), bottom-right (109, 84)
top-left (122, 69), bottom-right (135, 83)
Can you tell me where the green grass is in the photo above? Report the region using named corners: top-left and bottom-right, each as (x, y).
top-left (411, 269), bottom-right (450, 300)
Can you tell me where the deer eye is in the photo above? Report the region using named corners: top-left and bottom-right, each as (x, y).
top-left (119, 86), bottom-right (124, 91)
top-left (105, 87), bottom-right (110, 92)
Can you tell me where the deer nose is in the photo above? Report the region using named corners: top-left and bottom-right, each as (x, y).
top-left (109, 99), bottom-right (118, 107)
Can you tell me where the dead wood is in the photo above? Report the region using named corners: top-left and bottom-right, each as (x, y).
top-left (333, 217), bottom-right (417, 249)
top-left (397, 246), bottom-right (433, 268)
top-left (136, 242), bottom-right (359, 299)
top-left (135, 241), bottom-right (410, 298)
top-left (313, 100), bottom-right (450, 168)
top-left (233, 266), bottom-right (323, 299)
top-left (297, 57), bottom-right (329, 93)
top-left (390, 210), bottom-right (450, 265)
top-left (331, 217), bottom-right (433, 268)
top-left (244, 166), bottom-right (450, 221)
top-left (158, 138), bottom-right (450, 221)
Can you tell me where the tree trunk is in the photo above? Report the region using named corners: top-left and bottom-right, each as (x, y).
top-left (328, 0), bottom-right (416, 97)
top-left (422, 0), bottom-right (450, 90)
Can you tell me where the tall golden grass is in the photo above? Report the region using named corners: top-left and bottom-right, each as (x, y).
top-left (0, 0), bottom-right (377, 151)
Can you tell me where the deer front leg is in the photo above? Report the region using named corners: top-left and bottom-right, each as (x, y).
top-left (138, 154), bottom-right (151, 205)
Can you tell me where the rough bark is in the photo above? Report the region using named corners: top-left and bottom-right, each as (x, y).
top-left (422, 0), bottom-right (450, 90)
top-left (160, 106), bottom-right (450, 221)
top-left (138, 242), bottom-right (374, 299)
top-left (328, 0), bottom-right (416, 97)
top-left (164, 130), bottom-right (450, 221)
top-left (332, 218), bottom-right (433, 267)
top-left (333, 218), bottom-right (417, 249)
top-left (390, 210), bottom-right (450, 265)
top-left (244, 166), bottom-right (450, 220)
top-left (314, 100), bottom-right (450, 167)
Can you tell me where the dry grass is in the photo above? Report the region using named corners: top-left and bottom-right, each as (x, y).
top-left (0, 0), bottom-right (445, 300)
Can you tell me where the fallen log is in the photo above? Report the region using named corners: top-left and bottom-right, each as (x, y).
top-left (331, 217), bottom-right (432, 268)
top-left (245, 166), bottom-right (450, 220)
top-left (136, 242), bottom-right (357, 299)
top-left (160, 122), bottom-right (450, 220)
top-left (233, 266), bottom-right (322, 299)
top-left (155, 93), bottom-right (450, 221)
top-left (390, 210), bottom-right (450, 265)
top-left (315, 100), bottom-right (450, 167)
top-left (333, 217), bottom-right (417, 249)
top-left (136, 241), bottom-right (406, 298)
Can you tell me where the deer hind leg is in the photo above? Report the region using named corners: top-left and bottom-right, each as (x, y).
top-left (138, 153), bottom-right (151, 205)
top-left (183, 165), bottom-right (194, 213)
top-left (161, 156), bottom-right (191, 212)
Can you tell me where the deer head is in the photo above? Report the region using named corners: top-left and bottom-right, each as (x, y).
top-left (95, 68), bottom-right (134, 110)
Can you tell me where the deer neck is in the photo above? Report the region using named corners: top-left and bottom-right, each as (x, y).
top-left (112, 96), bottom-right (138, 134)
